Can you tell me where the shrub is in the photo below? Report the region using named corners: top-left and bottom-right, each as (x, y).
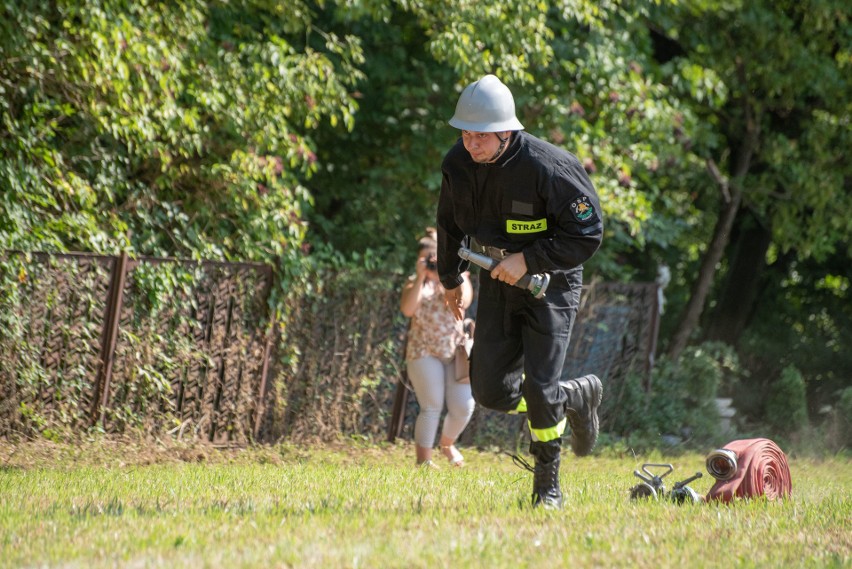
top-left (765, 365), bottom-right (809, 436)
top-left (607, 342), bottom-right (744, 451)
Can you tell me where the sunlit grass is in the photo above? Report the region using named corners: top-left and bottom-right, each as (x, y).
top-left (1, 438), bottom-right (849, 568)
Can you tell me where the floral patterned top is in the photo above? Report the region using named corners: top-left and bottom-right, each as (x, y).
top-left (405, 277), bottom-right (464, 363)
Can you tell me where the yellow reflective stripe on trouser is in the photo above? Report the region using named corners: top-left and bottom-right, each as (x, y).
top-left (508, 397), bottom-right (527, 415)
top-left (529, 418), bottom-right (567, 442)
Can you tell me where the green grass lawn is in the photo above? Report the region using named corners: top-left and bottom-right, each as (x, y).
top-left (1, 438), bottom-right (850, 568)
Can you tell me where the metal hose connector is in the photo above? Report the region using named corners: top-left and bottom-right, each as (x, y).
top-left (457, 247), bottom-right (550, 298)
top-left (706, 448), bottom-right (738, 480)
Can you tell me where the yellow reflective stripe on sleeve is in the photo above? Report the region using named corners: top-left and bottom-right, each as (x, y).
top-left (506, 218), bottom-right (548, 234)
top-left (529, 418), bottom-right (567, 442)
top-left (508, 397), bottom-right (527, 415)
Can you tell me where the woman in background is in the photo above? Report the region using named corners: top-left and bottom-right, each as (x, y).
top-left (400, 228), bottom-right (475, 467)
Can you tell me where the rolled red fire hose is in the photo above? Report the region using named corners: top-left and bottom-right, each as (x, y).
top-left (706, 438), bottom-right (792, 502)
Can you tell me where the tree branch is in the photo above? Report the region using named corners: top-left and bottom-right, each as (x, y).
top-left (734, 58), bottom-right (760, 180)
top-left (706, 158), bottom-right (731, 204)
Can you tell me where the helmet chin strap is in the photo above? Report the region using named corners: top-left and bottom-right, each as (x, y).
top-left (487, 132), bottom-right (510, 162)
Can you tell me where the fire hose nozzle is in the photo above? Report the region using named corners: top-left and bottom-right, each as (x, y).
top-left (458, 247), bottom-right (550, 299)
top-left (706, 448), bottom-right (738, 481)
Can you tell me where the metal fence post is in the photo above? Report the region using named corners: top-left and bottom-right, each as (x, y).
top-left (91, 251), bottom-right (129, 427)
top-left (386, 379), bottom-right (410, 443)
top-left (646, 282), bottom-right (662, 390)
top-left (387, 321), bottom-right (412, 443)
top-left (253, 322), bottom-right (275, 441)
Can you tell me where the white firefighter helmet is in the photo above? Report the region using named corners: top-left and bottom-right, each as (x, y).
top-left (448, 74), bottom-right (524, 132)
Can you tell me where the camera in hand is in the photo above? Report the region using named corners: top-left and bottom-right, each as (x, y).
top-left (425, 257), bottom-right (437, 271)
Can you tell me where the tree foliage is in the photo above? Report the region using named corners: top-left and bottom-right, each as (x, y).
top-left (644, 0), bottom-right (851, 391)
top-left (309, 0), bottom-right (708, 278)
top-left (652, 0), bottom-right (851, 263)
top-left (1, 0), bottom-right (363, 262)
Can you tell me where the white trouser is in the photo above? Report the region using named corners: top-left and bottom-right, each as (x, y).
top-left (407, 355), bottom-right (475, 449)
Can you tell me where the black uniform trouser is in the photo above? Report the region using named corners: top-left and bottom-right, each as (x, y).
top-left (469, 267), bottom-right (582, 443)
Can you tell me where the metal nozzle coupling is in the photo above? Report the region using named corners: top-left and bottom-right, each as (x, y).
top-left (705, 448), bottom-right (738, 480)
top-left (457, 247), bottom-right (550, 299)
top-left (523, 273), bottom-right (550, 299)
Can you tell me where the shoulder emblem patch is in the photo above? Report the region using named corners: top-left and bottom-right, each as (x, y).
top-left (570, 196), bottom-right (596, 222)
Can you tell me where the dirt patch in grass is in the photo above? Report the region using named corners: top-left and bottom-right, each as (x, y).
top-left (0, 434), bottom-right (412, 471)
top-left (0, 436), bottom-right (276, 470)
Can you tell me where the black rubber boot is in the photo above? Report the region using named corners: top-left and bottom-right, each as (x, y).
top-left (561, 374), bottom-right (603, 457)
top-left (529, 440), bottom-right (563, 510)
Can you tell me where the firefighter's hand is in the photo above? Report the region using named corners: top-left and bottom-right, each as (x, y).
top-left (444, 287), bottom-right (465, 321)
top-left (491, 253), bottom-right (527, 286)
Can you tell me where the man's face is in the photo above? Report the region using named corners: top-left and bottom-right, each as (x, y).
top-left (461, 130), bottom-right (508, 163)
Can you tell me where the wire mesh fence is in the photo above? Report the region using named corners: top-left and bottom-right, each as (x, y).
top-left (1, 253), bottom-right (659, 448)
top-left (0, 252), bottom-right (274, 442)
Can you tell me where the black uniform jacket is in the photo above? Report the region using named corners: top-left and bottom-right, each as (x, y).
top-left (437, 130), bottom-right (603, 290)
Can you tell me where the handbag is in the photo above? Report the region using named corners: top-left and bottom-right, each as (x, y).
top-left (454, 326), bottom-right (474, 384)
top-left (454, 341), bottom-right (471, 384)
